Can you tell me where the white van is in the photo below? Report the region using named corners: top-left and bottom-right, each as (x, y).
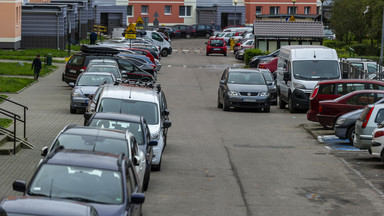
top-left (276, 45), bottom-right (341, 113)
top-left (137, 30), bottom-right (172, 57)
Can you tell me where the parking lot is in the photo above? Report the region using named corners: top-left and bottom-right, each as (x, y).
top-left (1, 39), bottom-right (384, 215)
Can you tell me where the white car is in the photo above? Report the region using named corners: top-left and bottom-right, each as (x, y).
top-left (371, 124), bottom-right (384, 161)
top-left (215, 32), bottom-right (236, 44)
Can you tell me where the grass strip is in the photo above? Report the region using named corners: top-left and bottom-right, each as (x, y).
top-left (0, 63), bottom-right (57, 76)
top-left (0, 118), bottom-right (12, 128)
top-left (0, 77), bottom-right (35, 93)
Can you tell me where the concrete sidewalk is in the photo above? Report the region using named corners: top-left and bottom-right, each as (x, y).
top-left (0, 64), bottom-right (83, 198)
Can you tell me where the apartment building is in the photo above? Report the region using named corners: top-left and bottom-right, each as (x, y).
top-left (0, 0), bottom-right (22, 49)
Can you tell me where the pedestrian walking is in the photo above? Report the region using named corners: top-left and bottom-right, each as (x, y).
top-left (90, 31), bottom-right (97, 45)
top-left (31, 54), bottom-right (42, 80)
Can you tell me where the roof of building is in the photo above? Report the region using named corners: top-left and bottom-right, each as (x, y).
top-left (253, 21), bottom-right (324, 38)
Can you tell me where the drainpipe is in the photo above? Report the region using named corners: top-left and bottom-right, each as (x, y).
top-left (56, 13), bottom-right (60, 49)
top-left (79, 9), bottom-right (81, 40)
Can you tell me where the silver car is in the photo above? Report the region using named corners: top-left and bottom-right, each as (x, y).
top-left (69, 72), bottom-right (116, 114)
top-left (85, 64), bottom-right (123, 81)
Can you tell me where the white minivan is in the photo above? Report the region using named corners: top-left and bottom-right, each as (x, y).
top-left (276, 45), bottom-right (341, 113)
top-left (137, 30), bottom-right (172, 57)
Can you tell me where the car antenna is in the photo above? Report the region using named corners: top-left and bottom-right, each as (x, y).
top-left (314, 51), bottom-right (316, 59)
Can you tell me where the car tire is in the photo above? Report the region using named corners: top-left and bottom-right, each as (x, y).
top-left (70, 106), bottom-right (76, 114)
top-left (217, 94), bottom-right (223, 108)
top-left (264, 106), bottom-right (270, 113)
top-left (152, 159), bottom-right (161, 171)
top-left (142, 167), bottom-right (150, 191)
top-left (380, 150), bottom-right (384, 164)
top-left (186, 34), bottom-right (191, 39)
top-left (278, 95), bottom-right (286, 109)
top-left (346, 126), bottom-right (356, 144)
top-left (161, 49), bottom-right (168, 57)
top-left (223, 99), bottom-right (230, 111)
top-left (205, 33), bottom-right (211, 39)
top-left (288, 96), bottom-right (296, 113)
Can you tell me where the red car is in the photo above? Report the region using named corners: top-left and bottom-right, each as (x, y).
top-left (307, 79), bottom-right (384, 122)
top-left (258, 57), bottom-right (278, 73)
top-left (206, 38), bottom-right (227, 56)
top-left (317, 90), bottom-right (384, 128)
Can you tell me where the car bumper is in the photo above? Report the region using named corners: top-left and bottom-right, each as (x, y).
top-left (371, 142), bottom-right (383, 158)
top-left (71, 97), bottom-right (89, 109)
top-left (353, 134), bottom-right (372, 150)
top-left (317, 114), bottom-right (337, 128)
top-left (291, 89), bottom-right (311, 110)
top-left (226, 96), bottom-right (270, 109)
top-left (334, 127), bottom-right (348, 140)
top-left (63, 72), bottom-right (78, 84)
top-left (307, 110), bottom-right (319, 122)
top-left (208, 48), bottom-right (226, 54)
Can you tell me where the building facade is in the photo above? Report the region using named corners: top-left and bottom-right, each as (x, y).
top-left (0, 0), bottom-right (22, 49)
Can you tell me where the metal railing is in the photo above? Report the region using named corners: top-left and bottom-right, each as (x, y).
top-left (0, 96), bottom-right (28, 154)
top-left (339, 59), bottom-right (384, 80)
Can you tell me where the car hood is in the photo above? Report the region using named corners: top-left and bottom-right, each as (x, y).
top-left (75, 86), bottom-right (99, 95)
top-left (92, 203), bottom-right (125, 216)
top-left (228, 84), bottom-right (268, 92)
top-left (339, 108), bottom-right (363, 120)
top-left (148, 124), bottom-right (161, 137)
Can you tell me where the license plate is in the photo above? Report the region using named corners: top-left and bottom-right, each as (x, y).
top-left (213, 48), bottom-right (221, 51)
top-left (243, 99), bottom-right (257, 102)
top-left (69, 69), bottom-right (77, 73)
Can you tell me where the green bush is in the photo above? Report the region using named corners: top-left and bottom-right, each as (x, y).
top-left (323, 40), bottom-right (346, 49)
top-left (244, 49), bottom-right (269, 65)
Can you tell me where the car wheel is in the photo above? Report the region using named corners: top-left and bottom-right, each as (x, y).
top-left (142, 167), bottom-right (150, 191)
top-left (140, 76), bottom-right (152, 82)
top-left (223, 99), bottom-right (230, 111)
top-left (70, 106), bottom-right (76, 114)
top-left (186, 34), bottom-right (191, 39)
top-left (161, 49), bottom-right (168, 57)
top-left (288, 96), bottom-right (296, 113)
top-left (380, 150), bottom-right (384, 164)
top-left (205, 33), bottom-right (211, 39)
top-left (217, 94), bottom-right (223, 108)
top-left (347, 126), bottom-right (356, 144)
top-left (151, 159), bottom-right (161, 171)
top-left (278, 95), bottom-right (286, 109)
top-left (264, 106), bottom-right (270, 113)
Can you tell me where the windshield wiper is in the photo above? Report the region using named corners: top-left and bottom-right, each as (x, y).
top-left (29, 192), bottom-right (50, 197)
top-left (59, 196), bottom-right (110, 204)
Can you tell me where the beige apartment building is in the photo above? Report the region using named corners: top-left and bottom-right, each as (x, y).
top-left (0, 0), bottom-right (22, 49)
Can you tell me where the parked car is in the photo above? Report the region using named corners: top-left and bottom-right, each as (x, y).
top-left (258, 57), bottom-right (278, 73)
top-left (40, 126), bottom-right (147, 190)
top-left (69, 72), bottom-right (116, 114)
top-left (249, 49), bottom-right (280, 68)
top-left (0, 196), bottom-right (99, 216)
top-left (86, 112), bottom-right (157, 191)
top-left (260, 68), bottom-right (277, 105)
top-left (234, 39), bottom-right (254, 55)
top-left (370, 122), bottom-right (384, 162)
top-left (307, 79), bottom-right (384, 123)
top-left (192, 24), bottom-right (214, 38)
top-left (172, 25), bottom-right (195, 39)
top-left (13, 149), bottom-right (145, 216)
top-left (354, 103), bottom-right (384, 152)
top-left (235, 47), bottom-right (250, 61)
top-left (206, 37), bottom-right (227, 56)
top-left (217, 68), bottom-right (271, 112)
top-left (340, 58), bottom-right (383, 79)
top-left (317, 90), bottom-right (384, 128)
top-left (157, 26), bottom-right (177, 39)
top-left (215, 32), bottom-right (235, 44)
top-left (83, 83), bottom-right (172, 171)
top-left (85, 64), bottom-right (123, 81)
top-left (324, 29), bottom-right (336, 40)
top-left (136, 30), bottom-right (172, 57)
top-left (87, 59), bottom-right (119, 68)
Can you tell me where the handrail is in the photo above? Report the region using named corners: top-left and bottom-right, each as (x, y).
top-left (0, 96), bottom-right (28, 110)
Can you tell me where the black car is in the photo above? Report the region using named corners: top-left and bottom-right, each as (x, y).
top-left (86, 112), bottom-right (158, 191)
top-left (63, 45), bottom-right (154, 84)
top-left (217, 68), bottom-right (271, 112)
top-left (249, 49), bottom-right (280, 68)
top-left (0, 196), bottom-right (99, 216)
top-left (13, 149), bottom-right (145, 216)
top-left (260, 69), bottom-right (277, 105)
top-left (172, 25), bottom-right (195, 39)
top-left (192, 24), bottom-right (214, 39)
top-left (157, 26), bottom-right (177, 39)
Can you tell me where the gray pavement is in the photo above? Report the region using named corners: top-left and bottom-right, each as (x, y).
top-left (0, 64), bottom-right (83, 197)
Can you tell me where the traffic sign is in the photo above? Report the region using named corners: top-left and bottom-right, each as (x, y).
top-left (289, 15), bottom-right (296, 22)
top-left (136, 16), bottom-right (144, 24)
top-left (125, 34), bottom-right (136, 39)
top-left (125, 23), bottom-right (136, 34)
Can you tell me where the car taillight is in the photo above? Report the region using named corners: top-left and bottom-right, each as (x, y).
top-left (259, 65), bottom-right (265, 68)
top-left (310, 85), bottom-right (319, 100)
top-left (176, 30), bottom-right (180, 32)
top-left (235, 43), bottom-right (240, 46)
top-left (82, 66), bottom-right (86, 70)
top-left (374, 130), bottom-right (384, 138)
top-left (362, 107), bottom-right (374, 129)
top-left (319, 105), bottom-right (323, 113)
top-left (193, 30), bottom-right (196, 32)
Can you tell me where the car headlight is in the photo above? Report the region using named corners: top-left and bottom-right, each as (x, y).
top-left (336, 118), bottom-right (346, 125)
top-left (72, 91), bottom-right (83, 97)
top-left (259, 92), bottom-right (270, 97)
top-left (151, 131), bottom-right (160, 140)
top-left (227, 91), bottom-right (239, 96)
top-left (293, 82), bottom-right (306, 89)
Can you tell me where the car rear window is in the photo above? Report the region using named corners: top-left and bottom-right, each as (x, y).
top-left (359, 105), bottom-right (373, 121)
top-left (318, 84), bottom-right (335, 95)
top-left (375, 109), bottom-right (384, 123)
top-left (210, 40), bottom-right (224, 46)
top-left (336, 83), bottom-right (365, 95)
top-left (68, 56), bottom-right (85, 66)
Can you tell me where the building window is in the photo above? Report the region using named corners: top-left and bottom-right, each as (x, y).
top-left (256, 6), bottom-right (262, 15)
top-left (287, 6), bottom-right (296, 15)
top-left (141, 5), bottom-right (148, 15)
top-left (165, 5), bottom-right (171, 15)
top-left (304, 7), bottom-right (310, 14)
top-left (270, 6), bottom-right (279, 15)
top-left (127, 5), bottom-right (133, 17)
top-left (179, 6), bottom-right (191, 17)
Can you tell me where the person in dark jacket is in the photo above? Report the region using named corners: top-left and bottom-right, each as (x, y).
top-left (90, 31), bottom-right (97, 45)
top-left (31, 54), bottom-right (42, 80)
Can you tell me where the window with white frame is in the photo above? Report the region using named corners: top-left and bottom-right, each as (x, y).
top-left (304, 6), bottom-right (310, 14)
top-left (127, 5), bottom-right (133, 17)
top-left (165, 5), bottom-right (171, 15)
top-left (270, 6), bottom-right (279, 15)
top-left (256, 6), bottom-right (262, 15)
top-left (141, 5), bottom-right (148, 15)
top-left (179, 6), bottom-right (191, 17)
top-left (287, 6), bottom-right (296, 15)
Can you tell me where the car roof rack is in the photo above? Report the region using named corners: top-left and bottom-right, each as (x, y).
top-left (121, 79), bottom-right (155, 89)
top-left (80, 45), bottom-right (120, 55)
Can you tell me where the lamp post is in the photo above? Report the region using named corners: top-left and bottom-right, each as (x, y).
top-left (320, 0), bottom-right (325, 22)
top-left (234, 0), bottom-right (238, 26)
top-left (292, 0), bottom-right (296, 16)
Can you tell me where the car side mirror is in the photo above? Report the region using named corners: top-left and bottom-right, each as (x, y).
top-left (283, 72), bottom-right (290, 82)
top-left (69, 82), bottom-right (75, 87)
top-left (131, 193), bottom-right (145, 204)
top-left (13, 180), bottom-right (26, 193)
top-left (88, 94), bottom-right (93, 100)
top-left (164, 109), bottom-right (170, 116)
top-left (220, 80), bottom-right (225, 84)
top-left (41, 146), bottom-right (48, 156)
top-left (133, 156), bottom-right (140, 166)
top-left (149, 140), bottom-right (158, 146)
top-left (163, 120), bottom-right (172, 128)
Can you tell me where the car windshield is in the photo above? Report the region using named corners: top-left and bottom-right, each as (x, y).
top-left (217, 32), bottom-right (226, 37)
top-left (89, 119), bottom-right (144, 145)
top-left (77, 74), bottom-right (114, 86)
top-left (293, 60), bottom-right (340, 80)
top-left (98, 99), bottom-right (159, 125)
top-left (262, 72), bottom-right (273, 82)
top-left (52, 134), bottom-right (128, 156)
top-left (210, 40), bottom-right (224, 46)
top-left (87, 66), bottom-right (121, 78)
top-left (28, 164), bottom-right (123, 205)
top-left (228, 72), bottom-right (266, 85)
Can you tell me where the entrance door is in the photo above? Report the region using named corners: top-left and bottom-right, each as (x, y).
top-left (221, 13), bottom-right (228, 29)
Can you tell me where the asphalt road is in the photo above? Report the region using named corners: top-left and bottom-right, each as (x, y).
top-left (144, 39), bottom-right (384, 216)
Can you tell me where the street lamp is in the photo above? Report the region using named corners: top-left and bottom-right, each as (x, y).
top-left (234, 0), bottom-right (238, 26)
top-left (320, 0), bottom-right (325, 22)
top-left (292, 0), bottom-right (296, 15)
